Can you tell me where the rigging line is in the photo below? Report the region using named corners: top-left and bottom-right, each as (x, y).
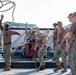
top-left (12, 2), bottom-right (16, 23)
top-left (0, 0), bottom-right (16, 22)
top-left (0, 0), bottom-right (3, 8)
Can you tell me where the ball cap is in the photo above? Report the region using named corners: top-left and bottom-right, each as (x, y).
top-left (57, 21), bottom-right (62, 24)
top-left (71, 12), bottom-right (76, 18)
top-left (68, 13), bottom-right (73, 18)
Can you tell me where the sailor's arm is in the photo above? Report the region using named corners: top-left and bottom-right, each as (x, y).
top-left (39, 39), bottom-right (46, 51)
top-left (59, 32), bottom-right (72, 48)
top-left (39, 43), bottom-right (46, 51)
top-left (34, 40), bottom-right (38, 51)
top-left (67, 35), bottom-right (74, 45)
top-left (12, 31), bottom-right (21, 36)
top-left (0, 14), bottom-right (4, 30)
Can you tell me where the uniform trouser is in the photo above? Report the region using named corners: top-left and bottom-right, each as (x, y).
top-left (38, 49), bottom-right (45, 66)
top-left (53, 39), bottom-right (57, 51)
top-left (54, 44), bottom-right (61, 66)
top-left (54, 43), bottom-right (68, 67)
top-left (68, 42), bottom-right (76, 74)
top-left (3, 43), bottom-right (12, 66)
top-left (53, 39), bottom-right (57, 59)
top-left (61, 43), bottom-right (68, 68)
top-left (73, 44), bottom-right (76, 74)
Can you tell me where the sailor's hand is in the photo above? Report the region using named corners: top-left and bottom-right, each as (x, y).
top-left (65, 44), bottom-right (70, 52)
top-left (34, 47), bottom-right (37, 51)
top-left (1, 14), bottom-right (4, 19)
top-left (39, 47), bottom-right (42, 51)
top-left (19, 33), bottom-right (21, 36)
top-left (17, 46), bottom-right (22, 50)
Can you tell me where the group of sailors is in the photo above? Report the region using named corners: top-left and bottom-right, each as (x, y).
top-left (0, 14), bottom-right (51, 71)
top-left (0, 12), bottom-right (76, 75)
top-left (53, 12), bottom-right (76, 75)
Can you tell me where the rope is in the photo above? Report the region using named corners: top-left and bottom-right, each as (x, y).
top-left (26, 28), bottom-right (52, 44)
top-left (32, 55), bottom-right (38, 70)
top-left (32, 54), bottom-right (44, 71)
top-left (38, 55), bottom-right (44, 71)
top-left (0, 0), bottom-right (16, 22)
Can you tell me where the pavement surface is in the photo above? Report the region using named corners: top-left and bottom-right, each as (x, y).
top-left (0, 68), bottom-right (72, 75)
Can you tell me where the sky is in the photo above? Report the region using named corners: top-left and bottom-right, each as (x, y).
top-left (0, 0), bottom-right (76, 28)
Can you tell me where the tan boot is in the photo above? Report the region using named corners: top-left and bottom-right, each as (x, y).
top-left (61, 68), bottom-right (67, 73)
top-left (3, 64), bottom-right (11, 71)
top-left (3, 65), bottom-right (7, 70)
top-left (54, 65), bottom-right (62, 72)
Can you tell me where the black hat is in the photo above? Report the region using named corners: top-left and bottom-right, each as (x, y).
top-left (5, 24), bottom-right (9, 27)
top-left (53, 23), bottom-right (57, 27)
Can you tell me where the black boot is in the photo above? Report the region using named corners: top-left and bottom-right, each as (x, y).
top-left (43, 65), bottom-right (46, 69)
top-left (39, 66), bottom-right (44, 70)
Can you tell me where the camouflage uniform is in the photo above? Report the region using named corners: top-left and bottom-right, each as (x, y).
top-left (68, 22), bottom-right (76, 74)
top-left (53, 27), bottom-right (58, 51)
top-left (0, 27), bottom-right (20, 71)
top-left (54, 44), bottom-right (61, 66)
top-left (61, 42), bottom-right (68, 69)
top-left (53, 27), bottom-right (58, 60)
top-left (54, 28), bottom-right (68, 71)
top-left (54, 29), bottom-right (62, 68)
top-left (38, 47), bottom-right (46, 66)
top-left (2, 29), bottom-right (14, 67)
top-left (35, 33), bottom-right (46, 70)
top-left (0, 14), bottom-right (20, 71)
top-left (68, 42), bottom-right (76, 74)
top-left (3, 43), bottom-right (12, 66)
top-left (60, 28), bottom-right (68, 70)
top-left (73, 42), bottom-right (76, 73)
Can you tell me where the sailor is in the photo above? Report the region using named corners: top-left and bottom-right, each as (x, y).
top-left (52, 23), bottom-right (58, 60)
top-left (35, 32), bottom-right (46, 70)
top-left (58, 12), bottom-right (76, 75)
top-left (66, 13), bottom-right (75, 73)
top-left (0, 14), bottom-right (21, 71)
top-left (54, 21), bottom-right (68, 72)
